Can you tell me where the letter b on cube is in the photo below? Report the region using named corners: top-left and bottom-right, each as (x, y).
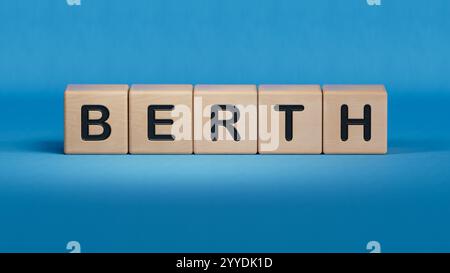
top-left (64, 84), bottom-right (129, 154)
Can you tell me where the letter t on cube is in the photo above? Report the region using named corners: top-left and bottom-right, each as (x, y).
top-left (258, 85), bottom-right (322, 154)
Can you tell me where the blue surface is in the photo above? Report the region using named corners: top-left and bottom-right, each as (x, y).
top-left (1, 0), bottom-right (450, 253)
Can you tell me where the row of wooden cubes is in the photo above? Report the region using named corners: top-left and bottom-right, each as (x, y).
top-left (65, 84), bottom-right (387, 154)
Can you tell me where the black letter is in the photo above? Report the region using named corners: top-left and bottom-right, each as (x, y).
top-left (275, 105), bottom-right (304, 141)
top-left (211, 104), bottom-right (240, 141)
top-left (148, 105), bottom-right (175, 141)
top-left (81, 105), bottom-right (111, 141)
top-left (341, 104), bottom-right (371, 141)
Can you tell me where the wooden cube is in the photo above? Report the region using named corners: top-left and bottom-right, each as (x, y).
top-left (258, 85), bottom-right (322, 154)
top-left (323, 85), bottom-right (387, 154)
top-left (194, 85), bottom-right (257, 154)
top-left (64, 84), bottom-right (129, 154)
top-left (129, 84), bottom-right (193, 154)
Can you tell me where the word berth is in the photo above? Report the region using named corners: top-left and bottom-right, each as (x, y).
top-left (64, 84), bottom-right (387, 154)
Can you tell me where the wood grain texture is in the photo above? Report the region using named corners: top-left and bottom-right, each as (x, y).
top-left (129, 84), bottom-right (193, 154)
top-left (64, 84), bottom-right (129, 154)
top-left (194, 85), bottom-right (257, 154)
top-left (323, 85), bottom-right (387, 154)
top-left (258, 85), bottom-right (322, 154)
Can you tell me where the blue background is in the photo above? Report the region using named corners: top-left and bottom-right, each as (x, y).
top-left (1, 0), bottom-right (450, 253)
